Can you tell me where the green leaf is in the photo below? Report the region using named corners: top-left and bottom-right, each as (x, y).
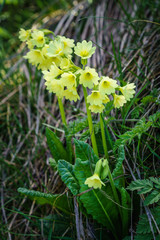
top-left (57, 160), bottom-right (79, 195)
top-left (112, 145), bottom-right (125, 187)
top-left (74, 139), bottom-right (98, 164)
top-left (17, 188), bottom-right (71, 214)
top-left (46, 127), bottom-right (68, 162)
top-left (73, 158), bottom-right (119, 235)
top-left (150, 177), bottom-right (160, 186)
top-left (127, 179), bottom-right (153, 191)
top-left (135, 206), bottom-right (160, 239)
top-left (144, 190), bottom-right (160, 206)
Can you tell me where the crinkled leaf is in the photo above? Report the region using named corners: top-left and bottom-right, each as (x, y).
top-left (58, 160), bottom-right (79, 195)
top-left (46, 127), bottom-right (67, 162)
top-left (73, 158), bottom-right (119, 234)
top-left (74, 139), bottom-right (98, 164)
top-left (17, 188), bottom-right (71, 214)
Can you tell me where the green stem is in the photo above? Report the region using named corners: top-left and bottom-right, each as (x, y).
top-left (57, 97), bottom-right (67, 126)
top-left (108, 168), bottom-right (123, 219)
top-left (100, 114), bottom-right (123, 221)
top-left (83, 87), bottom-right (99, 156)
top-left (100, 114), bottom-right (109, 159)
top-left (93, 190), bottom-right (119, 240)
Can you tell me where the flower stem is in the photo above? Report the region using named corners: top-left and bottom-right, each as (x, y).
top-left (100, 114), bottom-right (122, 219)
top-left (57, 97), bottom-right (67, 126)
top-left (83, 86), bottom-right (99, 156)
top-left (100, 114), bottom-right (109, 159)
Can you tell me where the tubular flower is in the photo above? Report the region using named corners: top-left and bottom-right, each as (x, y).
top-left (19, 28), bottom-right (31, 42)
top-left (85, 173), bottom-right (105, 189)
top-left (99, 77), bottom-right (118, 95)
top-left (26, 40), bottom-right (34, 50)
top-left (47, 40), bottom-right (64, 57)
top-left (58, 36), bottom-right (75, 55)
top-left (79, 67), bottom-right (99, 89)
top-left (45, 79), bottom-right (64, 98)
top-left (87, 91), bottom-right (105, 105)
top-left (113, 94), bottom-right (127, 108)
top-left (119, 83), bottom-right (136, 101)
top-left (60, 58), bottom-right (72, 70)
top-left (102, 95), bottom-right (110, 104)
top-left (24, 49), bottom-right (44, 66)
top-left (74, 40), bottom-right (96, 59)
top-left (38, 45), bottom-right (61, 70)
top-left (64, 86), bottom-right (80, 102)
top-left (89, 104), bottom-right (105, 113)
top-left (61, 72), bottom-right (76, 88)
top-left (42, 63), bottom-right (62, 81)
top-left (31, 30), bottom-right (45, 47)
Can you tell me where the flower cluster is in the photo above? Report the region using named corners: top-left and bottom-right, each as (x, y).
top-left (19, 28), bottom-right (136, 109)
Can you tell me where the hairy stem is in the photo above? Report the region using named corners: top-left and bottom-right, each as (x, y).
top-left (57, 97), bottom-right (67, 126)
top-left (83, 87), bottom-right (99, 156)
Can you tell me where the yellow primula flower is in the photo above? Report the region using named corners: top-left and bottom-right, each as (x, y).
top-left (60, 58), bottom-right (72, 70)
top-left (74, 40), bottom-right (96, 59)
top-left (24, 49), bottom-right (44, 66)
top-left (89, 104), bottom-right (105, 113)
top-left (64, 86), bottom-right (80, 102)
top-left (31, 30), bottom-right (45, 47)
top-left (19, 28), bottom-right (31, 42)
top-left (113, 94), bottom-right (127, 108)
top-left (61, 72), bottom-right (76, 88)
top-left (99, 76), bottom-right (118, 95)
top-left (38, 45), bottom-right (61, 70)
top-left (119, 83), bottom-right (136, 101)
top-left (47, 39), bottom-right (64, 57)
top-left (102, 95), bottom-right (110, 104)
top-left (26, 40), bottom-right (34, 50)
top-left (85, 173), bottom-right (105, 189)
top-left (45, 79), bottom-right (64, 98)
top-left (42, 63), bottom-right (62, 81)
top-left (58, 36), bottom-right (75, 55)
top-left (79, 67), bottom-right (99, 89)
top-left (87, 91), bottom-right (105, 105)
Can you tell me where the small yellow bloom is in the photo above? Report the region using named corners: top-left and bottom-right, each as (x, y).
top-left (99, 77), bottom-right (118, 95)
top-left (119, 83), bottom-right (136, 101)
top-left (102, 95), bottom-right (110, 104)
top-left (74, 40), bottom-right (96, 59)
top-left (26, 40), bottom-right (34, 50)
top-left (64, 87), bottom-right (80, 102)
top-left (60, 58), bottom-right (72, 70)
top-left (42, 63), bottom-right (62, 81)
top-left (113, 94), bottom-right (126, 108)
top-left (19, 28), bottom-right (31, 42)
top-left (85, 173), bottom-right (105, 189)
top-left (47, 40), bottom-right (64, 57)
top-left (61, 72), bottom-right (76, 88)
top-left (58, 36), bottom-right (75, 55)
top-left (45, 79), bottom-right (64, 98)
top-left (87, 91), bottom-right (105, 105)
top-left (79, 67), bottom-right (99, 89)
top-left (24, 49), bottom-right (44, 66)
top-left (89, 104), bottom-right (105, 113)
top-left (38, 45), bottom-right (61, 70)
top-left (31, 30), bottom-right (45, 47)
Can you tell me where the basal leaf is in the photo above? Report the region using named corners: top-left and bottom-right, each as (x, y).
top-left (17, 188), bottom-right (71, 214)
top-left (57, 160), bottom-right (79, 195)
top-left (73, 158), bottom-right (120, 236)
top-left (74, 139), bottom-right (98, 164)
top-left (46, 127), bottom-right (68, 162)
